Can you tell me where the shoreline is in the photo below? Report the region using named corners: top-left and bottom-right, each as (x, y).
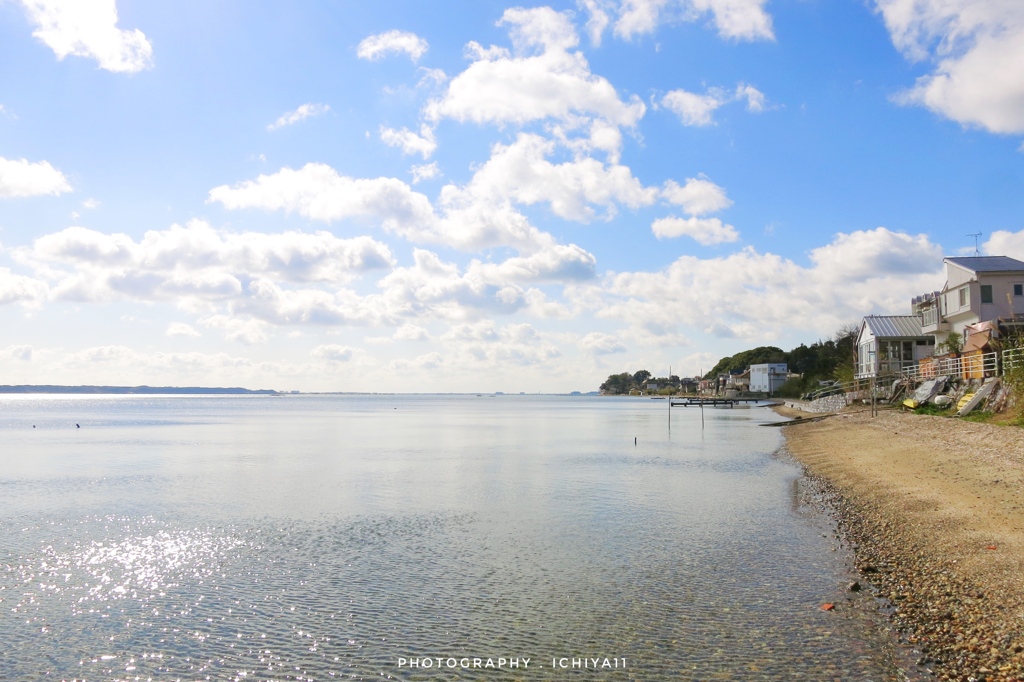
top-left (778, 405), bottom-right (1024, 680)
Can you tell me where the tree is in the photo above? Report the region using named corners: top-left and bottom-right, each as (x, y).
top-left (600, 373), bottom-right (632, 394)
top-left (704, 346), bottom-right (786, 379)
top-left (939, 331), bottom-right (963, 356)
top-left (632, 369), bottom-right (652, 385)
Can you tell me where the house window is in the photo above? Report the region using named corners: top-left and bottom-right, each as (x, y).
top-left (922, 306), bottom-right (937, 326)
top-left (959, 286), bottom-right (969, 307)
top-left (981, 284), bottom-right (993, 304)
top-left (1015, 284), bottom-right (1023, 296)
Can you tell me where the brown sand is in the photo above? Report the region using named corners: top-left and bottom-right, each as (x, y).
top-left (781, 406), bottom-right (1024, 680)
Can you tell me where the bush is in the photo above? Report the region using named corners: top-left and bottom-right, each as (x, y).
top-left (775, 377), bottom-right (807, 398)
top-left (913, 403), bottom-right (952, 416)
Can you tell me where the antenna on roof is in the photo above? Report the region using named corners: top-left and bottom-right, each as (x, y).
top-left (967, 232), bottom-right (983, 257)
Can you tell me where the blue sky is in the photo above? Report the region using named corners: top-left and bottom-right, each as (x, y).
top-left (1, 0), bottom-right (1022, 392)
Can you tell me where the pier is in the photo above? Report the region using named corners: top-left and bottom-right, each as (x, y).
top-left (670, 397), bottom-right (762, 408)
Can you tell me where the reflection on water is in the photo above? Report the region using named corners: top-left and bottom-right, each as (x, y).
top-left (0, 395), bottom-right (899, 679)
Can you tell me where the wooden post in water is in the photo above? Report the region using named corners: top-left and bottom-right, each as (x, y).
top-left (699, 368), bottom-right (705, 429)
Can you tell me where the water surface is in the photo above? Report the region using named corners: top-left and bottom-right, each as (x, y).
top-left (0, 394), bottom-right (896, 679)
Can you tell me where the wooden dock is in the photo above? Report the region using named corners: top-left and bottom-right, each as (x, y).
top-left (670, 397), bottom-right (763, 408)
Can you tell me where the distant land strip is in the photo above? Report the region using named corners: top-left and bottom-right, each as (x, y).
top-left (0, 385), bottom-right (280, 395)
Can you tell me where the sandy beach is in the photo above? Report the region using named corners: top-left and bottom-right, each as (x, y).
top-left (780, 405), bottom-right (1024, 680)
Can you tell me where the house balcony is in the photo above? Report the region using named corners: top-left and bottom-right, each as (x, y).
top-left (920, 307), bottom-right (949, 334)
top-left (913, 291), bottom-right (948, 333)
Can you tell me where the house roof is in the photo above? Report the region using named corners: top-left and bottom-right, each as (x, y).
top-left (863, 315), bottom-right (925, 338)
top-left (944, 256), bottom-right (1024, 273)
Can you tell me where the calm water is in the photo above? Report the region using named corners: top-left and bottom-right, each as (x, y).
top-left (0, 395), bottom-right (899, 680)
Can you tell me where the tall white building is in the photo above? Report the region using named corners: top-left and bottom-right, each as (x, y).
top-left (750, 363), bottom-right (787, 393)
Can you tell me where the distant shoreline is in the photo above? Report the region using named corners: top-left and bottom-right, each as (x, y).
top-left (0, 387), bottom-right (604, 396)
top-left (0, 385), bottom-right (280, 395)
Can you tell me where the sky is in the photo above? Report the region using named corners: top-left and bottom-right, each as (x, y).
top-left (0, 0), bottom-right (1023, 392)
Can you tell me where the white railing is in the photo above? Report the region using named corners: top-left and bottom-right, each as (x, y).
top-left (1004, 347), bottom-right (1024, 371)
top-left (895, 351), bottom-right (999, 383)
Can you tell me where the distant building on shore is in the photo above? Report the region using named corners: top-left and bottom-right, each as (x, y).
top-left (749, 363), bottom-right (787, 393)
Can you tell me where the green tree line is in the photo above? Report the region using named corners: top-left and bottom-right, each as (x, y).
top-left (599, 370), bottom-right (684, 395)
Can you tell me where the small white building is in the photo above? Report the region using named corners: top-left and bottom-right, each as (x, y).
top-left (856, 315), bottom-right (934, 378)
top-left (750, 363), bottom-right (787, 393)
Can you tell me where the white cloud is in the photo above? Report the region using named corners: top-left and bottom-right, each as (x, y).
top-left (661, 83), bottom-right (767, 126)
top-left (410, 162), bottom-right (440, 184)
top-left (201, 315), bottom-right (268, 345)
top-left (394, 323), bottom-right (429, 341)
top-left (0, 156), bottom-right (72, 198)
top-left (579, 331), bottom-right (626, 354)
top-left (662, 176), bottom-right (732, 215)
top-left (580, 0), bottom-right (774, 43)
top-left (18, 221), bottom-right (395, 307)
top-left (469, 243), bottom-right (597, 282)
top-left (267, 103), bottom-right (330, 131)
top-left (45, 345), bottom-right (298, 388)
top-left (417, 67), bottom-right (448, 88)
top-left (232, 279), bottom-right (387, 327)
top-left (0, 267), bottom-right (48, 305)
top-left (502, 6), bottom-right (580, 52)
top-left (312, 344), bottom-right (354, 362)
top-left (982, 229), bottom-right (1024, 260)
top-left (346, 247), bottom-right (585, 327)
top-left (579, 0), bottom-right (612, 45)
top-left (661, 88), bottom-right (723, 126)
top-left (166, 322), bottom-right (200, 337)
top-left (878, 0), bottom-right (1024, 134)
top-left (437, 320), bottom-right (562, 367)
top-left (651, 216), bottom-right (739, 244)
top-left (380, 124), bottom-right (437, 158)
top-left (20, 0), bottom-right (153, 73)
top-left (374, 249), bottom-right (534, 321)
top-left (209, 158), bottom-right (618, 256)
top-left (357, 29), bottom-right (429, 62)
top-left (209, 163), bottom-right (436, 232)
top-left (425, 7), bottom-right (645, 128)
top-left (808, 226), bottom-right (943, 281)
top-left (456, 133), bottom-right (658, 222)
top-left (82, 197), bottom-right (100, 209)
top-left (736, 82), bottom-right (767, 111)
top-left (587, 228), bottom-right (944, 344)
top-left (0, 345), bottom-right (33, 361)
top-left (433, 193), bottom-right (555, 252)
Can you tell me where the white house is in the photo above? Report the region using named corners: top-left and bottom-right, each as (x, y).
top-left (750, 363), bottom-right (787, 393)
top-left (856, 315), bottom-right (935, 379)
top-left (913, 256), bottom-right (1024, 347)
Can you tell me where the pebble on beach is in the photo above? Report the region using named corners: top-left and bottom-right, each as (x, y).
top-left (781, 407), bottom-right (1024, 681)
top-left (812, 475), bottom-right (1024, 681)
